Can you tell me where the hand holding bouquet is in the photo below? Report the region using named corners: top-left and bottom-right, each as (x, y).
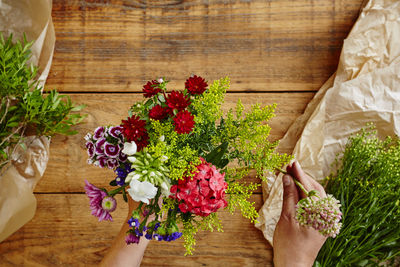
top-left (84, 76), bottom-right (293, 254)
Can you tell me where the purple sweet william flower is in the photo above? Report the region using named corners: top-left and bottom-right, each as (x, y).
top-left (107, 158), bottom-right (118, 169)
top-left (85, 141), bottom-right (95, 158)
top-left (104, 142), bottom-right (120, 158)
top-left (98, 157), bottom-right (107, 168)
top-left (93, 126), bottom-right (105, 140)
top-left (84, 180), bottom-right (115, 221)
top-left (95, 138), bottom-right (106, 155)
top-left (109, 126), bottom-right (123, 139)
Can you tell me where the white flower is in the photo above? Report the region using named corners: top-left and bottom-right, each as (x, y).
top-left (125, 172), bottom-right (140, 183)
top-left (160, 155), bottom-right (168, 162)
top-left (122, 141), bottom-right (137, 155)
top-left (157, 78), bottom-right (164, 83)
top-left (161, 182), bottom-right (171, 197)
top-left (127, 179), bottom-right (158, 204)
top-left (159, 135), bottom-right (165, 142)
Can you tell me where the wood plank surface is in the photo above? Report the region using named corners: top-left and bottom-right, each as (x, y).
top-left (0, 0), bottom-right (365, 266)
top-left (48, 0), bottom-right (363, 92)
top-left (35, 92), bottom-right (314, 193)
top-left (0, 194), bottom-right (271, 267)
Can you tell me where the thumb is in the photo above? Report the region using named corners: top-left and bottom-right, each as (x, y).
top-left (280, 174), bottom-right (299, 220)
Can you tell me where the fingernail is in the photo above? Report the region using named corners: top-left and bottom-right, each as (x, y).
top-left (283, 175), bottom-right (291, 186)
top-left (295, 161), bottom-right (301, 169)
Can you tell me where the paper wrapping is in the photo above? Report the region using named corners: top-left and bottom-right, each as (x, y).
top-left (256, 0), bottom-right (400, 244)
top-left (0, 0), bottom-right (55, 242)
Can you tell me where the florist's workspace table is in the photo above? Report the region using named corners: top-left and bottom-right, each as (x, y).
top-left (0, 0), bottom-right (364, 266)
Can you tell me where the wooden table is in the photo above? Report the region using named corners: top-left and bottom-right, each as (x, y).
top-left (0, 0), bottom-right (363, 266)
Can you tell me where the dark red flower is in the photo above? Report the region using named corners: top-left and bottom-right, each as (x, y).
top-left (121, 115), bottom-right (149, 151)
top-left (149, 105), bottom-right (168, 120)
top-left (173, 110), bottom-right (195, 134)
top-left (142, 80), bottom-right (161, 98)
top-left (185, 75), bottom-right (208, 95)
top-left (166, 91), bottom-right (191, 111)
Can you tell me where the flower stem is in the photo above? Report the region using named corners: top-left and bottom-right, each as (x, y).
top-left (276, 167), bottom-right (309, 196)
top-left (108, 185), bottom-right (126, 196)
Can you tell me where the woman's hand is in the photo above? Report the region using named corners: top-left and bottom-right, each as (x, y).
top-left (273, 161), bottom-right (327, 267)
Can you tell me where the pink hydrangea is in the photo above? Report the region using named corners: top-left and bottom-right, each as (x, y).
top-left (170, 158), bottom-right (227, 217)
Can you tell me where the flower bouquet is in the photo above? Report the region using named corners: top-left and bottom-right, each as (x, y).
top-left (84, 75), bottom-right (293, 254)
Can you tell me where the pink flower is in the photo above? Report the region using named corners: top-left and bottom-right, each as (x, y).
top-left (170, 158), bottom-right (228, 217)
top-left (84, 180), bottom-right (115, 221)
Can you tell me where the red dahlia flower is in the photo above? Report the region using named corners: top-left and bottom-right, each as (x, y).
top-left (121, 115), bottom-right (149, 151)
top-left (170, 158), bottom-right (227, 217)
top-left (173, 110), bottom-right (195, 134)
top-left (142, 80), bottom-right (161, 98)
top-left (185, 75), bottom-right (208, 95)
top-left (166, 91), bottom-right (191, 111)
top-left (149, 105), bottom-right (168, 120)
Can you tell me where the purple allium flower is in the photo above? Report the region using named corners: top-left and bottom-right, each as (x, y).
top-left (84, 180), bottom-right (114, 221)
top-left (104, 142), bottom-right (120, 158)
top-left (95, 138), bottom-right (106, 155)
top-left (85, 141), bottom-right (95, 157)
top-left (296, 194), bottom-right (342, 238)
top-left (125, 232), bottom-right (140, 244)
top-left (109, 126), bottom-right (123, 139)
top-left (93, 126), bottom-right (106, 140)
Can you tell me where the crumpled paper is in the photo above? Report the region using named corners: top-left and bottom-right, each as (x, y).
top-left (0, 0), bottom-right (55, 242)
top-left (256, 0), bottom-right (400, 245)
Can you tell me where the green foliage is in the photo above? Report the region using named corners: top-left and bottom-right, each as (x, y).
top-left (226, 182), bottom-right (260, 223)
top-left (315, 126), bottom-right (400, 266)
top-left (0, 34), bottom-right (36, 97)
top-left (180, 213), bottom-right (223, 255)
top-left (0, 33), bottom-right (85, 170)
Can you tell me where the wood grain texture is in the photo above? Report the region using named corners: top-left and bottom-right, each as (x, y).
top-left (1, 0), bottom-right (365, 265)
top-left (0, 194), bottom-right (271, 267)
top-left (48, 0), bottom-right (363, 92)
top-left (34, 92), bottom-right (314, 193)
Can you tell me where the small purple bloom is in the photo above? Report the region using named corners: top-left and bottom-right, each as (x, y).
top-left (128, 218), bottom-right (140, 228)
top-left (145, 232), bottom-right (153, 240)
top-left (171, 232), bottom-right (183, 240)
top-left (116, 167), bottom-right (127, 178)
top-left (104, 142), bottom-right (120, 158)
top-left (93, 126), bottom-right (105, 140)
top-left (95, 138), bottom-right (106, 155)
top-left (153, 234), bottom-right (163, 241)
top-left (84, 180), bottom-right (113, 221)
top-left (115, 177), bottom-right (125, 186)
top-left (125, 233), bottom-right (140, 245)
top-left (109, 126), bottom-right (123, 139)
top-left (85, 141), bottom-right (95, 158)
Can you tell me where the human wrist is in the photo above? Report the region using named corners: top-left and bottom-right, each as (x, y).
top-left (273, 254), bottom-right (314, 267)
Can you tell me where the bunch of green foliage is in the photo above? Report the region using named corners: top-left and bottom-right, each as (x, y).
top-left (0, 33), bottom-right (85, 171)
top-left (315, 126), bottom-right (400, 266)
